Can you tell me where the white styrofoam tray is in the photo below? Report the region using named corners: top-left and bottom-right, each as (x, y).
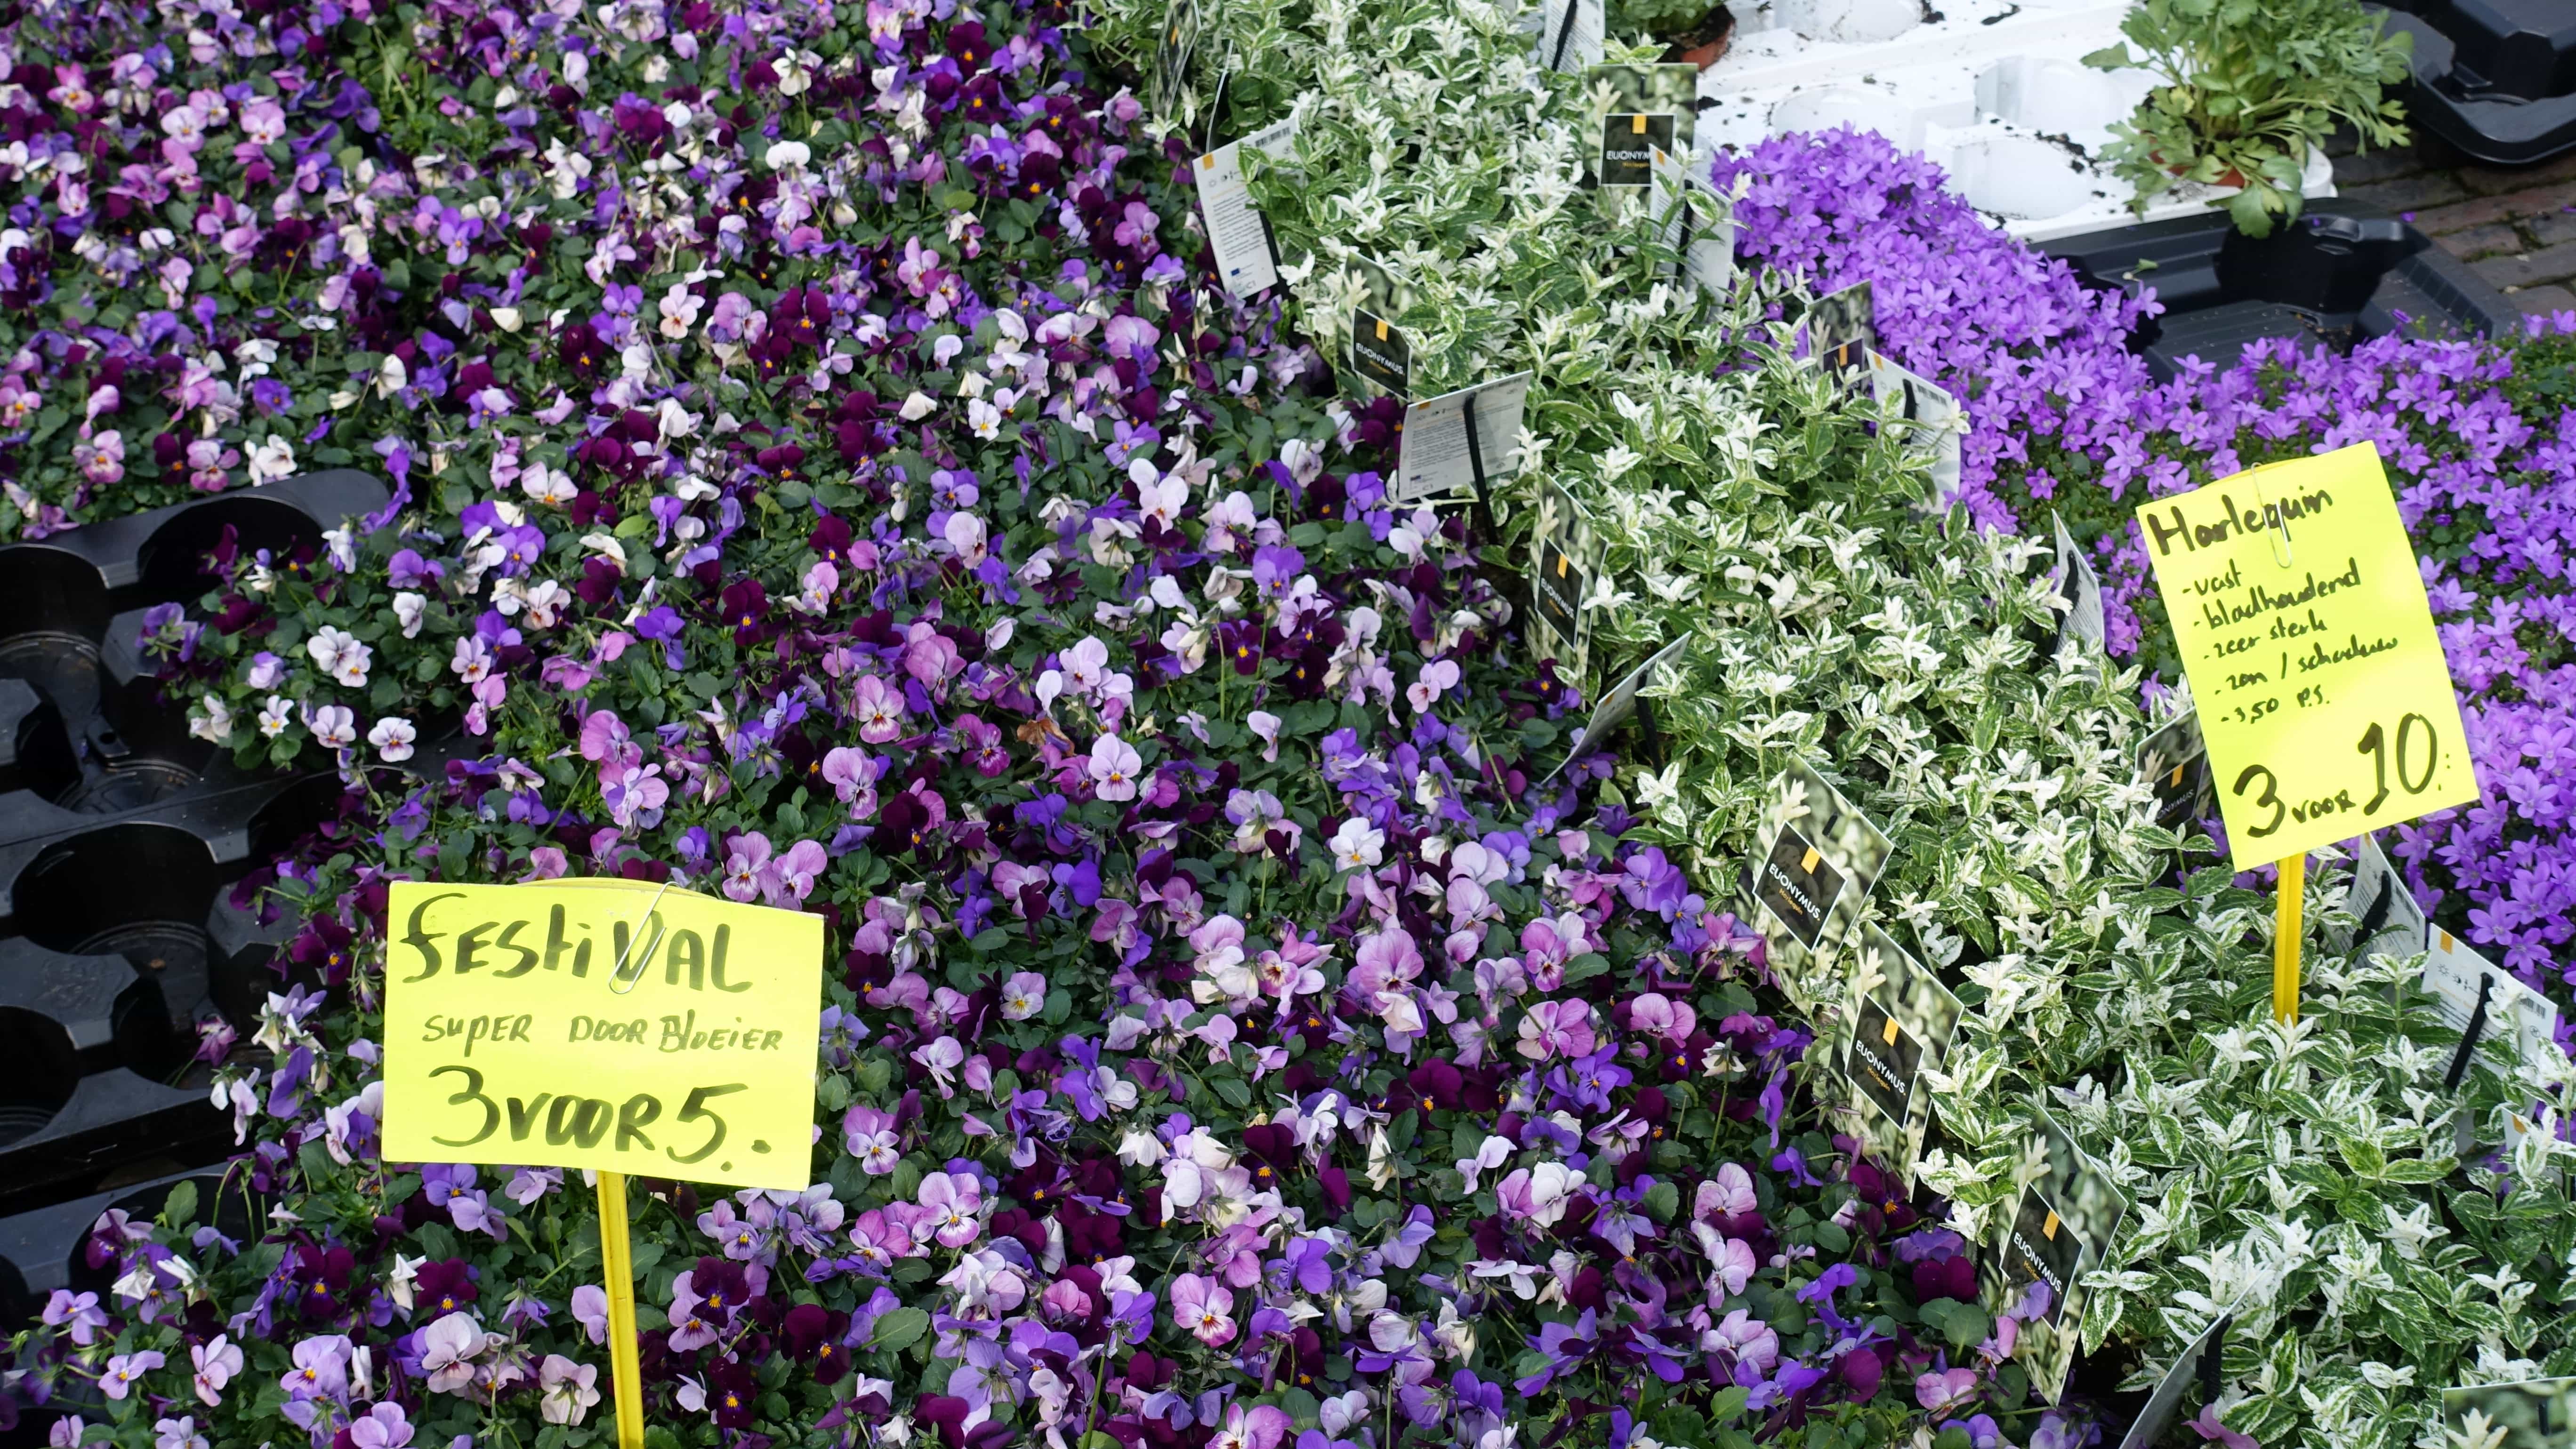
top-left (1694, 0), bottom-right (2335, 241)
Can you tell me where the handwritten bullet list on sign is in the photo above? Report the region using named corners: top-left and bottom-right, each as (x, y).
top-left (382, 879), bottom-right (824, 1190)
top-left (2140, 442), bottom-right (2479, 870)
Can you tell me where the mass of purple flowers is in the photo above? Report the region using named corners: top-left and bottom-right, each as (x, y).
top-left (0, 4), bottom-right (2062, 1448)
top-left (0, 0), bottom-right (2564, 1434)
top-left (1717, 128), bottom-right (2576, 1046)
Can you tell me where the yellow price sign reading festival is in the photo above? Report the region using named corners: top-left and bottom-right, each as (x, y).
top-left (384, 878), bottom-right (823, 1449)
top-left (2139, 443), bottom-right (2481, 1017)
top-left (382, 879), bottom-right (824, 1188)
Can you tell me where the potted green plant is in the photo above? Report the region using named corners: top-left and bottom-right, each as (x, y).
top-left (1618, 0), bottom-right (1737, 66)
top-left (2084, 0), bottom-right (2413, 236)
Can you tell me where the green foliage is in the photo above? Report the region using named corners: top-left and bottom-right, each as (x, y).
top-left (2085, 0), bottom-right (2412, 236)
top-left (1574, 305), bottom-right (2576, 1442)
top-left (2503, 323), bottom-right (2576, 418)
top-left (1611, 0), bottom-right (1723, 44)
top-left (1077, 3), bottom-right (2576, 1434)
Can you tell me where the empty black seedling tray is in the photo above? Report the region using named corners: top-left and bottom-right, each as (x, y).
top-left (2038, 200), bottom-right (2523, 382)
top-left (2373, 0), bottom-right (2576, 165)
top-left (0, 471), bottom-right (386, 1217)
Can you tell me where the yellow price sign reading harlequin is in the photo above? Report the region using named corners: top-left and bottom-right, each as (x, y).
top-left (383, 879), bottom-right (823, 1190)
top-left (2139, 441), bottom-right (2480, 873)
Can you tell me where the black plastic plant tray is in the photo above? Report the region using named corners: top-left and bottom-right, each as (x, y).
top-left (0, 1164), bottom-right (265, 1330)
top-left (2373, 0), bottom-right (2576, 165)
top-left (0, 469), bottom-right (386, 808)
top-left (2037, 200), bottom-right (2523, 383)
top-left (0, 1168), bottom-right (265, 1447)
top-left (0, 783), bottom-right (336, 1217)
top-left (0, 472), bottom-right (385, 1218)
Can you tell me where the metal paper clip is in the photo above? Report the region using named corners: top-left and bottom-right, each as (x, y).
top-left (2266, 504), bottom-right (2295, 568)
top-left (605, 877), bottom-right (673, 995)
top-left (2248, 467), bottom-right (2295, 568)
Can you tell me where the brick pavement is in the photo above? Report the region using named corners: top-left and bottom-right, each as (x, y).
top-left (2328, 127), bottom-right (2576, 316)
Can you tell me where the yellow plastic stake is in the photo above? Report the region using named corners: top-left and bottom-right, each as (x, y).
top-left (597, 1170), bottom-right (646, 1449)
top-left (2273, 853), bottom-right (2304, 1023)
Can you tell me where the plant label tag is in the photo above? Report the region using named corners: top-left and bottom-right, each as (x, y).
top-left (1552, 634), bottom-right (1690, 780)
top-left (2138, 443), bottom-right (2480, 870)
top-left (2335, 830), bottom-right (2425, 962)
top-left (1585, 65), bottom-right (1697, 210)
top-left (1534, 0), bottom-right (1604, 72)
top-left (2442, 1377), bottom-right (2576, 1447)
top-left (1194, 112), bottom-right (1300, 300)
top-left (1351, 310), bottom-right (1410, 395)
top-left (1982, 1104), bottom-right (2130, 1406)
top-left (1834, 926), bottom-right (1964, 1192)
top-left (1650, 147), bottom-right (1737, 297)
top-left (1525, 480), bottom-right (1602, 682)
top-left (2047, 511), bottom-right (2106, 658)
top-left (1847, 997), bottom-right (1915, 1119)
top-left (1755, 826), bottom-right (1845, 948)
top-left (1869, 351), bottom-right (1964, 507)
top-left (1347, 255), bottom-right (1413, 399)
top-left (1598, 112), bottom-right (1674, 187)
top-left (383, 879), bottom-right (824, 1190)
top-left (1151, 0), bottom-right (1202, 120)
top-left (2114, 1300), bottom-right (2242, 1449)
top-left (1741, 761), bottom-right (1893, 1010)
top-left (2136, 710), bottom-right (2215, 840)
top-left (1999, 1187), bottom-right (2081, 1329)
top-left (2420, 928), bottom-right (2564, 1088)
top-left (1395, 371), bottom-right (1532, 504)
top-left (1805, 280), bottom-right (1876, 391)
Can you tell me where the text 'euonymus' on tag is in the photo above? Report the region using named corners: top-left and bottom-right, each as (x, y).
top-left (1982, 1104), bottom-right (2130, 1407)
top-left (1739, 761), bottom-right (1892, 1014)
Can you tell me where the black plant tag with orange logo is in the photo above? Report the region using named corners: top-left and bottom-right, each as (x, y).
top-left (1757, 825), bottom-right (1845, 949)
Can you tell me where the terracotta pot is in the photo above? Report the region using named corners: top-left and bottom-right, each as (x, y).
top-left (1678, 32), bottom-right (1732, 66)
top-left (2154, 151), bottom-right (2250, 189)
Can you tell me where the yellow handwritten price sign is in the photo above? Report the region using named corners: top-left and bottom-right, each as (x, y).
top-left (382, 877), bottom-right (822, 1449)
top-left (2140, 442), bottom-right (2479, 867)
top-left (2139, 443), bottom-right (2480, 1019)
top-left (382, 879), bottom-right (823, 1189)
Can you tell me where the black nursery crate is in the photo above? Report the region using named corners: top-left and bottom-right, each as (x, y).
top-left (0, 471), bottom-right (385, 1219)
top-left (0, 1165), bottom-right (268, 1447)
top-left (2037, 200), bottom-right (2523, 383)
top-left (2372, 0), bottom-right (2576, 166)
top-left (0, 1163), bottom-right (266, 1331)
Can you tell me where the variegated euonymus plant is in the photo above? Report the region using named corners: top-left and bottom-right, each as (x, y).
top-left (1546, 261), bottom-right (2576, 1448)
top-left (1106, 0), bottom-right (1717, 406)
top-left (1103, 0), bottom-right (2576, 1441)
top-left (1092, 0), bottom-right (2576, 1441)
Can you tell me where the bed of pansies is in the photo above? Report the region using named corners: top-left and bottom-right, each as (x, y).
top-left (0, 1), bottom-right (1941, 1447)
top-left (0, 0), bottom-right (2571, 1445)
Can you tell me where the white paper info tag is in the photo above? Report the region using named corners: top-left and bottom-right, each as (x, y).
top-left (2422, 926), bottom-right (2565, 1087)
top-left (1395, 372), bottom-right (1532, 505)
top-left (1194, 113), bottom-right (1299, 299)
top-left (1534, 0), bottom-right (1603, 72)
